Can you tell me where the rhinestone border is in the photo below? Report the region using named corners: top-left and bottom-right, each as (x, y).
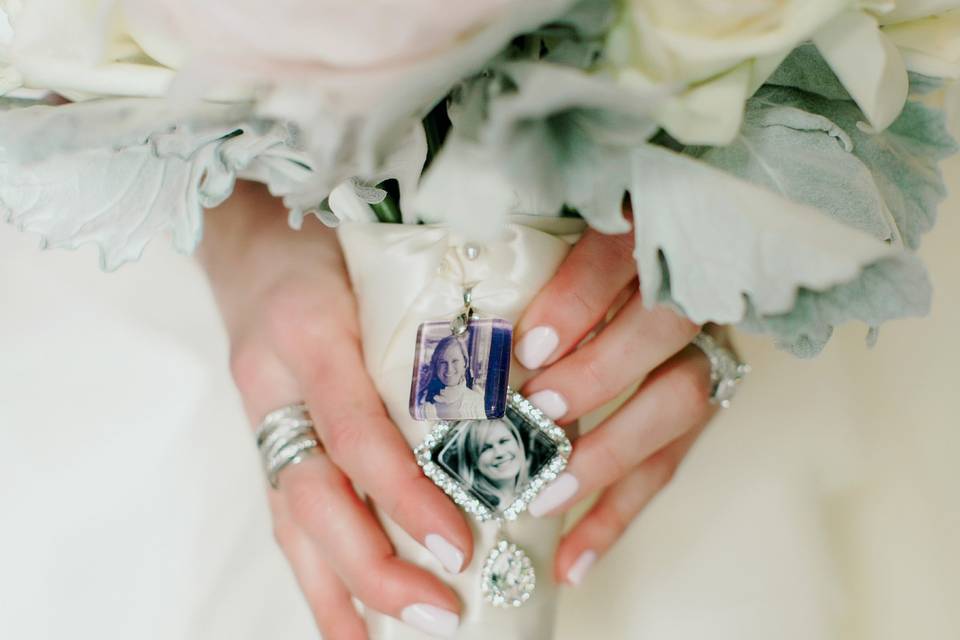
top-left (414, 388), bottom-right (573, 524)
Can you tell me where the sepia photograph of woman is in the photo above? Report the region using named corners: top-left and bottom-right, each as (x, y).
top-left (417, 335), bottom-right (487, 421)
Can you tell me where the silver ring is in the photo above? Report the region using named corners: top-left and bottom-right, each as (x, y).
top-left (255, 402), bottom-right (322, 489)
top-left (691, 332), bottom-right (750, 409)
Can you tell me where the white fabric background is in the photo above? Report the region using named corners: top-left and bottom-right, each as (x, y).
top-left (1, 159), bottom-right (957, 639)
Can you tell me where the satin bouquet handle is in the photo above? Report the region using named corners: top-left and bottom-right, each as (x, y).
top-left (337, 215), bottom-right (584, 639)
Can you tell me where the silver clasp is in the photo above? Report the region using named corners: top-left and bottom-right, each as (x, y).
top-left (450, 286), bottom-right (478, 336)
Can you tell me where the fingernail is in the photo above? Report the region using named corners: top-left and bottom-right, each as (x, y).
top-left (425, 534), bottom-right (464, 574)
top-left (516, 325), bottom-right (559, 370)
top-left (528, 472), bottom-right (579, 517)
top-left (401, 604), bottom-right (459, 638)
top-left (567, 550), bottom-right (597, 586)
top-left (527, 389), bottom-right (568, 421)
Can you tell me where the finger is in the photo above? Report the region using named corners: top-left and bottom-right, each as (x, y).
top-left (554, 425), bottom-right (703, 586)
top-left (514, 228), bottom-right (637, 370)
top-left (527, 346), bottom-right (715, 517)
top-left (275, 327), bottom-right (473, 575)
top-left (281, 454), bottom-right (462, 638)
top-left (270, 499), bottom-right (368, 639)
top-left (522, 292), bottom-right (699, 423)
top-left (232, 337), bottom-right (463, 637)
top-left (231, 345), bottom-right (371, 637)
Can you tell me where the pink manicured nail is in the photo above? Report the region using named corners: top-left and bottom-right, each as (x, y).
top-left (527, 389), bottom-right (568, 421)
top-left (401, 604), bottom-right (459, 638)
top-left (425, 534), bottom-right (464, 574)
top-left (528, 472), bottom-right (579, 517)
top-left (567, 550), bottom-right (597, 586)
top-left (516, 326), bottom-right (559, 370)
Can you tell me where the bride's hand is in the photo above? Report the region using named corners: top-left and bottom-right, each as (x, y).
top-left (199, 182), bottom-right (470, 639)
top-left (514, 226), bottom-right (723, 586)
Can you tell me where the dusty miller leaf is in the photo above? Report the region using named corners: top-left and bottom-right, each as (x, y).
top-left (761, 47), bottom-right (957, 249)
top-left (765, 44), bottom-right (852, 101)
top-left (414, 62), bottom-right (662, 237)
top-left (738, 253), bottom-right (931, 357)
top-left (749, 85), bottom-right (957, 250)
top-left (682, 60), bottom-right (954, 353)
top-left (688, 93), bottom-right (900, 244)
top-left (0, 100), bottom-right (314, 270)
top-left (628, 143), bottom-right (899, 325)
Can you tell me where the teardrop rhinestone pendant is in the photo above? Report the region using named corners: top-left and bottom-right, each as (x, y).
top-left (481, 538), bottom-right (535, 608)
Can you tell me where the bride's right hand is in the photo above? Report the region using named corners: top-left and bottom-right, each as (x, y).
top-left (198, 181), bottom-right (471, 639)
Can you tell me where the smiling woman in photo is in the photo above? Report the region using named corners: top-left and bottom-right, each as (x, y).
top-left (452, 419), bottom-right (530, 512)
top-left (418, 335), bottom-right (487, 420)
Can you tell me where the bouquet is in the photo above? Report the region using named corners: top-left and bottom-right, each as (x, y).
top-left (2, 1), bottom-right (958, 637)
top-left (1, 0), bottom-right (957, 356)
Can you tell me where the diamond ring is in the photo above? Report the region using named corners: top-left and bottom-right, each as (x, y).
top-left (691, 332), bottom-right (750, 408)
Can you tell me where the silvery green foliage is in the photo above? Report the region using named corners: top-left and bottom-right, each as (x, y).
top-left (529, 0), bottom-right (617, 67)
top-left (545, 0), bottom-right (617, 39)
top-left (0, 8), bottom-right (954, 360)
top-left (768, 44), bottom-right (945, 100)
top-left (482, 62), bottom-right (660, 233)
top-left (690, 91), bottom-right (918, 245)
top-left (738, 254), bottom-right (932, 357)
top-left (907, 73), bottom-right (945, 96)
top-left (414, 61), bottom-right (661, 239)
top-left (685, 51), bottom-right (957, 354)
top-left (765, 44), bottom-right (852, 101)
top-left (417, 34), bottom-right (953, 353)
top-left (0, 99), bottom-right (313, 270)
top-left (627, 143), bottom-right (898, 326)
top-left (0, 98), bottom-right (253, 164)
top-left (760, 74), bottom-right (957, 251)
top-left (413, 0), bottom-right (636, 237)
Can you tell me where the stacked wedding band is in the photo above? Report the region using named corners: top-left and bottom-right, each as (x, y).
top-left (691, 332), bottom-right (750, 409)
top-left (255, 403), bottom-right (320, 489)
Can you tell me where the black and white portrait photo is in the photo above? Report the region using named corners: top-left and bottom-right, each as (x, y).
top-left (435, 408), bottom-right (559, 515)
top-left (409, 318), bottom-right (512, 421)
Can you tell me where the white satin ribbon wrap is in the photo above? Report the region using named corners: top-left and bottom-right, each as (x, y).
top-left (337, 215), bottom-right (585, 640)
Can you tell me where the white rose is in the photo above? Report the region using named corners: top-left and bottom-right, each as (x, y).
top-left (815, 2), bottom-right (960, 133)
top-left (881, 7), bottom-right (960, 79)
top-left (124, 0), bottom-right (542, 71)
top-left (117, 0), bottom-right (577, 194)
top-left (607, 0), bottom-right (850, 144)
top-left (881, 0), bottom-right (960, 23)
top-left (119, 0), bottom-right (575, 116)
top-left (606, 0), bottom-right (960, 143)
top-left (0, 0), bottom-right (178, 99)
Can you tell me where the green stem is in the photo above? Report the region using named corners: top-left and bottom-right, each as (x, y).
top-left (369, 191), bottom-right (402, 224)
top-left (423, 112), bottom-right (444, 164)
top-left (422, 100), bottom-right (451, 169)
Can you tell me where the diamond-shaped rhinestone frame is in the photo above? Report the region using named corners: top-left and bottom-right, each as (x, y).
top-left (414, 388), bottom-right (572, 523)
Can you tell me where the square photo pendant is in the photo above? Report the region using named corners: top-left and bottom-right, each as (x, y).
top-left (415, 390), bottom-right (572, 522)
top-left (409, 318), bottom-right (512, 421)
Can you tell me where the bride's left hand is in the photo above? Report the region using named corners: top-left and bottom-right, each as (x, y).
top-left (514, 226), bottom-right (724, 586)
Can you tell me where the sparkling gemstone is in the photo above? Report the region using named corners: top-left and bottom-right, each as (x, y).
top-left (482, 541), bottom-right (536, 608)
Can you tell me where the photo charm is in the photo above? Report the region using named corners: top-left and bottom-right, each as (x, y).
top-left (415, 389), bottom-right (572, 607)
top-left (409, 311), bottom-right (513, 422)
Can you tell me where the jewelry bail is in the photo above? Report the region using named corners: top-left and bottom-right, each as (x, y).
top-left (450, 284), bottom-right (478, 336)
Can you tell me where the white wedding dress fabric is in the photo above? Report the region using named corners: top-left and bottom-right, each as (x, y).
top-left (1, 158), bottom-right (959, 639)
